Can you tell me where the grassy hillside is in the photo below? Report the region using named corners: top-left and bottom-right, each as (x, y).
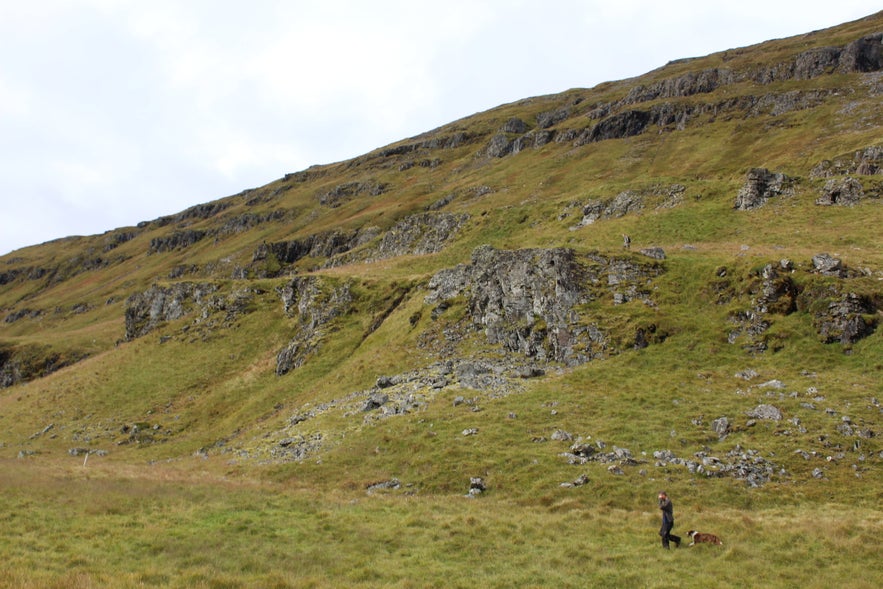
top-left (1, 11), bottom-right (882, 588)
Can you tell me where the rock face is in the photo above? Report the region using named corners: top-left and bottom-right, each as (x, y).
top-left (275, 277), bottom-right (353, 376)
top-left (816, 177), bottom-right (864, 206)
top-left (426, 246), bottom-right (663, 365)
top-left (811, 145), bottom-right (883, 178)
top-left (253, 212), bottom-right (468, 275)
top-left (338, 212), bottom-right (470, 265)
top-left (318, 180), bottom-right (388, 207)
top-left (728, 262), bottom-right (797, 352)
top-left (0, 345), bottom-right (78, 389)
top-left (125, 283), bottom-right (219, 340)
top-left (734, 168), bottom-right (794, 210)
top-left (814, 293), bottom-right (877, 345)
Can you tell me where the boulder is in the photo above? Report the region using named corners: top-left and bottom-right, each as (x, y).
top-left (734, 168), bottom-right (793, 210)
top-left (747, 404), bottom-right (783, 421)
top-left (816, 177), bottom-right (864, 206)
top-left (816, 293), bottom-right (877, 345)
top-left (811, 253), bottom-right (845, 277)
top-left (711, 417), bottom-right (731, 437)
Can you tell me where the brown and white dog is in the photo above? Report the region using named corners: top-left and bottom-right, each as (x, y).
top-left (686, 530), bottom-right (723, 546)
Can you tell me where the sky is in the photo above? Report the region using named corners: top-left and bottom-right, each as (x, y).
top-left (1, 1), bottom-right (880, 255)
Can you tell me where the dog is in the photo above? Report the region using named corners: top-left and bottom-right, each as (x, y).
top-left (686, 530), bottom-right (723, 546)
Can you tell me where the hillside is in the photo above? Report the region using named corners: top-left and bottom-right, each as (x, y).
top-left (1, 12), bottom-right (882, 588)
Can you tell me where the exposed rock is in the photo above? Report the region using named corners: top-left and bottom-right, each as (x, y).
top-left (318, 180), bottom-right (388, 207)
top-left (501, 118), bottom-right (528, 134)
top-left (734, 168), bottom-right (794, 210)
top-left (362, 392), bottom-right (389, 412)
top-left (747, 404), bottom-right (783, 421)
top-left (536, 108), bottom-right (570, 129)
top-left (735, 369), bottom-right (759, 380)
top-left (467, 477), bottom-right (486, 497)
top-left (585, 110), bottom-right (652, 143)
top-left (811, 253), bottom-right (845, 277)
top-left (124, 282), bottom-right (220, 340)
top-left (653, 446), bottom-right (779, 487)
top-left (253, 228), bottom-right (377, 275)
top-left (148, 230), bottom-right (208, 254)
top-left (837, 33), bottom-right (883, 74)
top-left (4, 308), bottom-right (42, 323)
top-left (372, 212), bottom-right (470, 259)
top-left (816, 177), bottom-right (864, 206)
top-left (711, 417), bottom-right (731, 438)
top-left (811, 145), bottom-right (883, 178)
top-left (366, 478), bottom-right (401, 493)
top-left (815, 293), bottom-right (877, 345)
top-left (275, 277), bottom-right (353, 375)
top-left (727, 263), bottom-right (797, 352)
top-left (486, 134), bottom-right (513, 158)
top-left (639, 247), bottom-right (666, 260)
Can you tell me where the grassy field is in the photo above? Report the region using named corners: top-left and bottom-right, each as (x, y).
top-left (1, 458), bottom-right (881, 589)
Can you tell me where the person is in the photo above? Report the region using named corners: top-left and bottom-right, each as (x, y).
top-left (657, 491), bottom-right (681, 549)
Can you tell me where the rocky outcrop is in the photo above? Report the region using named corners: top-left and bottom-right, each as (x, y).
top-left (816, 177), bottom-right (865, 206)
top-left (253, 212), bottom-right (467, 276)
top-left (339, 212), bottom-right (470, 265)
top-left (811, 145), bottom-right (883, 177)
top-left (1, 344), bottom-right (86, 388)
top-left (148, 230), bottom-right (208, 254)
top-left (814, 293), bottom-right (877, 345)
top-left (317, 180), bottom-right (388, 207)
top-left (124, 282), bottom-right (220, 340)
top-left (275, 277), bottom-right (353, 375)
top-left (253, 228), bottom-right (377, 275)
top-left (734, 168), bottom-right (794, 210)
top-left (481, 33), bottom-right (883, 160)
top-left (727, 262), bottom-right (798, 353)
top-left (426, 246), bottom-right (664, 365)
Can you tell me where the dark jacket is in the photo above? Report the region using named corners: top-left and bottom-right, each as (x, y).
top-left (659, 497), bottom-right (674, 524)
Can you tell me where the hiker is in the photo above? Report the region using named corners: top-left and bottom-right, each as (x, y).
top-left (657, 491), bottom-right (681, 549)
top-left (622, 234), bottom-right (631, 249)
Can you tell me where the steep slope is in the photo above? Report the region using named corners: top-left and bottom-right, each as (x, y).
top-left (0, 12), bottom-right (881, 506)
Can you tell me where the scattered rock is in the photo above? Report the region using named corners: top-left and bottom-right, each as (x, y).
top-left (362, 393), bottom-right (389, 412)
top-left (639, 247), bottom-right (666, 260)
top-left (811, 253), bottom-right (845, 277)
top-left (366, 478), bottom-right (401, 493)
top-left (467, 477), bottom-right (486, 497)
top-left (711, 417), bottom-right (731, 438)
top-left (747, 404), bottom-right (783, 421)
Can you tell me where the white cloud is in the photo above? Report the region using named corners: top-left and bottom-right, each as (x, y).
top-left (0, 0), bottom-right (881, 255)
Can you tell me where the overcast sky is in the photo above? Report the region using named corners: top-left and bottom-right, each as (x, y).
top-left (1, 1), bottom-right (880, 255)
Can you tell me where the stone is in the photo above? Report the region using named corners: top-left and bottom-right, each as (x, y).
top-left (811, 253), bottom-right (844, 277)
top-left (734, 168), bottom-right (793, 210)
top-left (816, 177), bottom-right (864, 206)
top-left (711, 417), bottom-right (731, 437)
top-left (362, 392), bottom-right (389, 412)
top-left (747, 404), bottom-right (783, 421)
top-left (639, 247), bottom-right (666, 260)
top-left (468, 477), bottom-right (486, 497)
top-left (501, 118), bottom-right (528, 134)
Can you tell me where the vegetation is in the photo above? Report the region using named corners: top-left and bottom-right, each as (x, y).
top-left (1, 11), bottom-right (882, 588)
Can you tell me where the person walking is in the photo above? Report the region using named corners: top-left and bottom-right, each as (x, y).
top-left (658, 491), bottom-right (681, 549)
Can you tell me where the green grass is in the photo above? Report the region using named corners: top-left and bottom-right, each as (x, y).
top-left (0, 460), bottom-right (880, 589)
